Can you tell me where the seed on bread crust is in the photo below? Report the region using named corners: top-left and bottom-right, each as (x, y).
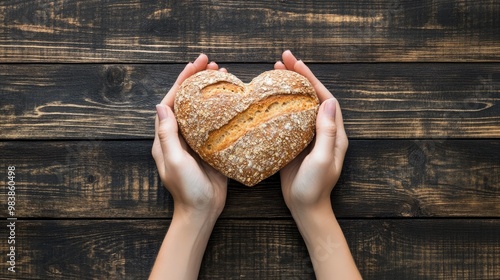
top-left (174, 70), bottom-right (319, 186)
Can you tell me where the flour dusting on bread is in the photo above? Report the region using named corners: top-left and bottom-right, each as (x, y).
top-left (174, 70), bottom-right (318, 186)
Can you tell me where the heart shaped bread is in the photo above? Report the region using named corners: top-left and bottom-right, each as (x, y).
top-left (174, 69), bottom-right (319, 186)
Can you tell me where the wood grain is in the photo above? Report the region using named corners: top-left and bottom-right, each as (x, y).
top-left (1, 0), bottom-right (498, 279)
top-left (1, 140), bottom-right (498, 218)
top-left (0, 219), bottom-right (498, 279)
top-left (0, 0), bottom-right (498, 63)
top-left (1, 63), bottom-right (498, 139)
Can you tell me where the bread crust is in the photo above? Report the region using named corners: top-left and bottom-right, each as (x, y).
top-left (174, 69), bottom-right (319, 186)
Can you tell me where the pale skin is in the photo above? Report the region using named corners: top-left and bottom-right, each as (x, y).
top-left (150, 51), bottom-right (362, 280)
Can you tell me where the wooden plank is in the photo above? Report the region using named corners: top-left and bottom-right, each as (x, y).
top-left (1, 140), bottom-right (498, 218)
top-left (0, 140), bottom-right (167, 218)
top-left (348, 219), bottom-right (500, 280)
top-left (0, 0), bottom-right (498, 63)
top-left (0, 219), bottom-right (498, 279)
top-left (1, 63), bottom-right (498, 139)
top-left (0, 64), bottom-right (169, 139)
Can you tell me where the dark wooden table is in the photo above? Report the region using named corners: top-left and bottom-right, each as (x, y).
top-left (1, 1), bottom-right (499, 279)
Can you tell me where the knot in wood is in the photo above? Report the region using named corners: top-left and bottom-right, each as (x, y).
top-left (408, 146), bottom-right (426, 167)
top-left (101, 66), bottom-right (135, 103)
top-left (106, 66), bottom-right (125, 88)
top-left (87, 175), bottom-right (97, 184)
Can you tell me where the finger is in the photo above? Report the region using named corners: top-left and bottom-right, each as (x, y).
top-left (153, 110), bottom-right (166, 179)
top-left (156, 104), bottom-right (184, 163)
top-left (332, 101), bottom-right (349, 169)
top-left (176, 53), bottom-right (209, 85)
top-left (161, 63), bottom-right (188, 106)
top-left (207, 61), bottom-right (219, 70)
top-left (176, 53), bottom-right (208, 88)
top-left (280, 144), bottom-right (308, 183)
top-left (310, 98), bottom-right (338, 164)
top-left (205, 61), bottom-right (228, 73)
top-left (152, 136), bottom-right (166, 179)
top-left (161, 54), bottom-right (209, 107)
top-left (293, 60), bottom-right (333, 103)
top-left (192, 53), bottom-right (209, 72)
top-left (282, 50), bottom-right (298, 70)
top-left (274, 61), bottom-right (287, 70)
top-left (333, 99), bottom-right (346, 137)
top-left (161, 62), bottom-right (195, 107)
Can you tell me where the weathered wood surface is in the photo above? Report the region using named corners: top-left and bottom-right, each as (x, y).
top-left (1, 0), bottom-right (498, 279)
top-left (1, 0), bottom-right (499, 63)
top-left (0, 219), bottom-right (498, 279)
top-left (1, 140), bottom-right (498, 219)
top-left (1, 63), bottom-right (498, 139)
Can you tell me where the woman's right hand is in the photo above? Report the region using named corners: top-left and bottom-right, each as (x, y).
top-left (275, 50), bottom-right (361, 280)
top-left (275, 50), bottom-right (349, 214)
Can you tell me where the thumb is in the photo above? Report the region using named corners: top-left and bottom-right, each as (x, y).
top-left (156, 104), bottom-right (183, 161)
top-left (310, 98), bottom-right (337, 163)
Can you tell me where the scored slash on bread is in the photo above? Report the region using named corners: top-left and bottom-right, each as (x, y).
top-left (174, 69), bottom-right (319, 186)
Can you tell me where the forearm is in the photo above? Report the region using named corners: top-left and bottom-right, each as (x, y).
top-left (149, 211), bottom-right (217, 280)
top-left (291, 203), bottom-right (362, 280)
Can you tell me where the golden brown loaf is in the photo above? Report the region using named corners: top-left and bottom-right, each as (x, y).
top-left (174, 69), bottom-right (319, 186)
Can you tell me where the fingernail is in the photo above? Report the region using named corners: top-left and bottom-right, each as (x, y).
top-left (324, 99), bottom-right (336, 120)
top-left (156, 104), bottom-right (167, 121)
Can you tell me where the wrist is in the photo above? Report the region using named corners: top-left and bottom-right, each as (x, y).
top-left (173, 203), bottom-right (221, 228)
top-left (289, 201), bottom-right (335, 228)
top-left (288, 198), bottom-right (333, 218)
top-left (289, 201), bottom-right (362, 279)
top-left (152, 205), bottom-right (218, 280)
